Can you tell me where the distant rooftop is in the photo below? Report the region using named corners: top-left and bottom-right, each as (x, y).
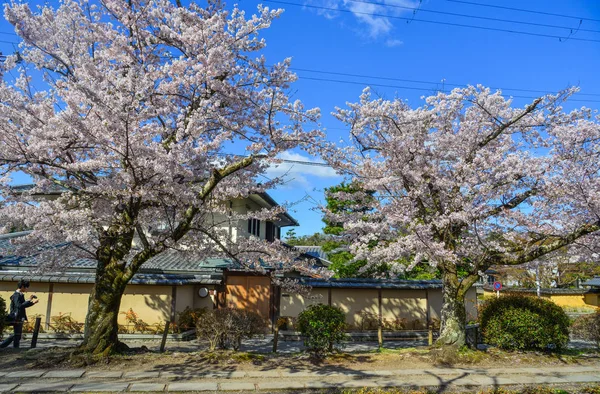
top-left (9, 184), bottom-right (299, 227)
top-left (300, 277), bottom-right (442, 290)
top-left (0, 231), bottom-right (231, 274)
top-left (583, 277), bottom-right (600, 288)
top-left (293, 245), bottom-right (328, 260)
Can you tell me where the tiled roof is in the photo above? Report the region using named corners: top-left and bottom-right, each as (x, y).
top-left (0, 232), bottom-right (231, 274)
top-left (583, 277), bottom-right (600, 287)
top-left (0, 269), bottom-right (222, 285)
top-left (483, 285), bottom-right (600, 294)
top-left (301, 278), bottom-right (443, 290)
top-left (293, 245), bottom-right (328, 260)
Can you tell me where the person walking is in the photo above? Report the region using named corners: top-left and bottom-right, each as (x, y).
top-left (1, 279), bottom-right (38, 348)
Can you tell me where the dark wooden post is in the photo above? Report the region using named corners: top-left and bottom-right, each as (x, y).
top-left (160, 321), bottom-right (170, 353)
top-left (30, 317), bottom-right (42, 349)
top-left (378, 288), bottom-right (383, 349)
top-left (45, 283), bottom-right (54, 331)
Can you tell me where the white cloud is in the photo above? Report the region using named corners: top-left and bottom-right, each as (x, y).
top-left (306, 0), bottom-right (420, 40)
top-left (385, 38), bottom-right (404, 47)
top-left (264, 151), bottom-right (340, 189)
top-left (304, 0), bottom-right (341, 20)
top-left (346, 1), bottom-right (393, 37)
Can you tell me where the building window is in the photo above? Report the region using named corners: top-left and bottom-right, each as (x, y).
top-left (266, 221), bottom-right (274, 242)
top-left (248, 218), bottom-right (260, 237)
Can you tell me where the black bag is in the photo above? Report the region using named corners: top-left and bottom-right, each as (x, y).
top-left (5, 312), bottom-right (16, 325)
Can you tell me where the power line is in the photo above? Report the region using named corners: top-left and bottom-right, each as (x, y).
top-left (295, 75), bottom-right (600, 103)
top-left (345, 0), bottom-right (599, 34)
top-left (264, 0), bottom-right (600, 43)
top-left (290, 67), bottom-right (600, 97)
top-left (445, 0), bottom-right (600, 23)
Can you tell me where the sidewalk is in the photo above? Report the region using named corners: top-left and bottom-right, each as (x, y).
top-left (1, 365), bottom-right (600, 392)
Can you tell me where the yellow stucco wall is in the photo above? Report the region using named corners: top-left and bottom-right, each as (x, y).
top-left (550, 294), bottom-right (586, 307)
top-left (51, 283), bottom-right (93, 324)
top-left (279, 288), bottom-right (329, 317)
top-left (280, 288), bottom-right (477, 329)
top-left (584, 293), bottom-right (599, 307)
top-left (382, 289), bottom-right (427, 329)
top-left (1, 281), bottom-right (178, 328)
top-left (120, 285), bottom-right (171, 325)
top-left (482, 288), bottom-right (599, 309)
top-left (428, 289), bottom-right (443, 321)
top-left (332, 289), bottom-right (379, 328)
top-left (175, 285), bottom-right (194, 314)
top-left (278, 287), bottom-right (478, 330)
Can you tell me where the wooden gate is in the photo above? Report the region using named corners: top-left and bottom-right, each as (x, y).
top-left (225, 275), bottom-right (271, 320)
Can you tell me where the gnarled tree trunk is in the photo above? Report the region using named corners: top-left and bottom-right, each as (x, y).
top-left (436, 269), bottom-right (467, 347)
top-left (80, 224), bottom-right (137, 356)
top-left (81, 266), bottom-right (129, 355)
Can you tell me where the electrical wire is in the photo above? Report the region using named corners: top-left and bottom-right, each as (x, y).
top-left (344, 0), bottom-right (599, 34)
top-left (295, 75), bottom-right (600, 103)
top-left (444, 0), bottom-right (600, 23)
top-left (263, 0), bottom-right (600, 43)
top-left (290, 67), bottom-right (600, 97)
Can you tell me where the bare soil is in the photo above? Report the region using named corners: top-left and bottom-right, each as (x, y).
top-left (1, 345), bottom-right (599, 375)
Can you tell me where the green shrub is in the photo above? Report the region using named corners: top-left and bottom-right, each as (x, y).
top-left (0, 295), bottom-right (7, 339)
top-left (480, 295), bottom-right (570, 351)
top-left (297, 304), bottom-right (346, 356)
top-left (196, 308), bottom-right (266, 351)
top-left (571, 310), bottom-right (600, 347)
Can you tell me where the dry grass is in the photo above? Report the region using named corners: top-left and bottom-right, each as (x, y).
top-left (0, 345), bottom-right (598, 373)
top-left (337, 386), bottom-right (600, 394)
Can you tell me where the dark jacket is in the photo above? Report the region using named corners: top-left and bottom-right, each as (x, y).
top-left (9, 291), bottom-right (34, 322)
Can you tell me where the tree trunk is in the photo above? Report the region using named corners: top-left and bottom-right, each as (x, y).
top-left (80, 267), bottom-right (128, 355)
top-left (436, 269), bottom-right (467, 347)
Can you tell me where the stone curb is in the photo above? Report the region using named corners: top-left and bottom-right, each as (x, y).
top-left (1, 372), bottom-right (600, 392)
top-left (1, 366), bottom-right (599, 381)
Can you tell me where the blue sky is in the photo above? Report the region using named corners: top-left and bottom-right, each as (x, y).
top-left (2, 0), bottom-right (600, 236)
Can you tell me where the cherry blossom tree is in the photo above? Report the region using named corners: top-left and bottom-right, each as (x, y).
top-left (326, 86), bottom-right (600, 346)
top-left (0, 0), bottom-right (322, 355)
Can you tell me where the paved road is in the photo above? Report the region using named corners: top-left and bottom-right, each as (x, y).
top-left (1, 365), bottom-right (600, 392)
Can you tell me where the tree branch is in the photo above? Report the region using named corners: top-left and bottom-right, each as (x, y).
top-left (490, 221), bottom-right (600, 266)
top-left (482, 188), bottom-right (537, 218)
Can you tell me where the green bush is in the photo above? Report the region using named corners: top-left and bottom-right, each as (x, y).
top-left (297, 304), bottom-right (346, 356)
top-left (196, 308), bottom-right (266, 351)
top-left (0, 295), bottom-right (7, 339)
top-left (571, 310), bottom-right (600, 347)
top-left (480, 295), bottom-right (570, 351)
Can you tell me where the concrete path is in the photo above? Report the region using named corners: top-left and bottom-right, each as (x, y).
top-left (1, 365), bottom-right (600, 392)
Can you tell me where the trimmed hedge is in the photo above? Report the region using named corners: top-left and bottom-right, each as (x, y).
top-left (480, 294), bottom-right (570, 351)
top-left (0, 295), bottom-right (6, 339)
top-left (297, 304), bottom-right (346, 356)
